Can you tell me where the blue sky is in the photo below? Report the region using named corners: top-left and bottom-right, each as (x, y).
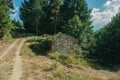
top-left (11, 0), bottom-right (120, 30)
top-left (10, 0), bottom-right (24, 21)
top-left (86, 0), bottom-right (106, 9)
top-left (11, 0), bottom-right (105, 20)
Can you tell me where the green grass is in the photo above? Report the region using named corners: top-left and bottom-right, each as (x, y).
top-left (49, 71), bottom-right (91, 80)
top-left (20, 44), bottom-right (36, 59)
top-left (44, 60), bottom-right (58, 71)
top-left (48, 52), bottom-right (89, 67)
top-left (27, 34), bottom-right (53, 42)
top-left (27, 36), bottom-right (37, 42)
top-left (20, 38), bottom-right (119, 80)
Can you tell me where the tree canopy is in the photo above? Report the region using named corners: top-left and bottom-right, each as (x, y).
top-left (20, 0), bottom-right (94, 55)
top-left (95, 13), bottom-right (120, 63)
top-left (0, 0), bottom-right (14, 39)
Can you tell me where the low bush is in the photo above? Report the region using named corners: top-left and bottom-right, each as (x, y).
top-left (29, 40), bottom-right (51, 55)
top-left (27, 36), bottom-right (37, 42)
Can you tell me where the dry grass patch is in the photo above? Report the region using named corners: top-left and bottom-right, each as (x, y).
top-left (48, 52), bottom-right (89, 67)
top-left (20, 42), bottom-right (119, 80)
top-left (20, 43), bottom-right (54, 80)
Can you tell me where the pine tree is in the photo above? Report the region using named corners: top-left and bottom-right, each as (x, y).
top-left (33, 0), bottom-right (42, 35)
top-left (95, 13), bottom-right (120, 63)
top-left (12, 19), bottom-right (23, 30)
top-left (46, 0), bottom-right (62, 34)
top-left (60, 0), bottom-right (91, 27)
top-left (20, 0), bottom-right (63, 34)
top-left (20, 0), bottom-right (33, 33)
top-left (63, 15), bottom-right (94, 54)
top-left (20, 0), bottom-right (44, 34)
top-left (63, 15), bottom-right (83, 38)
top-left (0, 0), bottom-right (14, 9)
top-left (61, 0), bottom-right (94, 54)
top-left (60, 0), bottom-right (74, 27)
top-left (0, 0), bottom-right (14, 39)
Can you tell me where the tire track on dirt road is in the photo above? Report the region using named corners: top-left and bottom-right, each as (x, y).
top-left (9, 39), bottom-right (26, 80)
top-left (0, 39), bottom-right (19, 60)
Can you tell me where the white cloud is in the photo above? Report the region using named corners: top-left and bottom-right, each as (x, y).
top-left (103, 0), bottom-right (111, 7)
top-left (91, 0), bottom-right (120, 31)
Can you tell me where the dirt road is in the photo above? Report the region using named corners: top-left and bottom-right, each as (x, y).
top-left (0, 39), bottom-right (19, 60)
top-left (0, 38), bottom-right (119, 80)
top-left (9, 39), bottom-right (25, 80)
top-left (0, 38), bottom-right (25, 80)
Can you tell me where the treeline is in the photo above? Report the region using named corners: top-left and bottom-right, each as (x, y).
top-left (20, 0), bottom-right (95, 55)
top-left (20, 0), bottom-right (92, 35)
top-left (20, 0), bottom-right (120, 64)
top-left (94, 13), bottom-right (120, 64)
top-left (0, 0), bottom-right (120, 64)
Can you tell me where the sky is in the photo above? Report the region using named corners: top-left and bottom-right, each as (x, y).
top-left (10, 0), bottom-right (120, 30)
top-left (10, 0), bottom-right (24, 21)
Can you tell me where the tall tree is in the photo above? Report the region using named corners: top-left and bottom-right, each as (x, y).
top-left (0, 0), bottom-right (14, 39)
top-left (20, 0), bottom-right (63, 34)
top-left (95, 13), bottom-right (120, 63)
top-left (45, 0), bottom-right (62, 34)
top-left (61, 0), bottom-right (94, 54)
top-left (60, 0), bottom-right (74, 27)
top-left (60, 0), bottom-right (91, 28)
top-left (62, 15), bottom-right (83, 39)
top-left (12, 19), bottom-right (24, 30)
top-left (0, 0), bottom-right (14, 9)
top-left (32, 0), bottom-right (42, 35)
top-left (20, 0), bottom-right (34, 33)
top-left (20, 0), bottom-right (44, 34)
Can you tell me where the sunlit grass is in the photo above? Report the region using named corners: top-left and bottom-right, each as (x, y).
top-left (20, 40), bottom-right (119, 80)
top-left (20, 43), bottom-right (36, 59)
top-left (48, 52), bottom-right (89, 67)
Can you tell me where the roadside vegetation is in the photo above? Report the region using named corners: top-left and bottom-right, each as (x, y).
top-left (20, 39), bottom-right (120, 80)
top-left (0, 0), bottom-right (120, 80)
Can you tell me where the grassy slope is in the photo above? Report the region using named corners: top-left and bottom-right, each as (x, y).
top-left (20, 43), bottom-right (93, 80)
top-left (20, 37), bottom-right (120, 80)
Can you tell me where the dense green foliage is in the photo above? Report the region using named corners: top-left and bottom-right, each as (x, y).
top-left (20, 0), bottom-right (94, 55)
top-left (11, 19), bottom-right (26, 37)
top-left (12, 19), bottom-right (23, 30)
top-left (95, 13), bottom-right (120, 64)
top-left (61, 0), bottom-right (94, 55)
top-left (20, 0), bottom-right (92, 33)
top-left (20, 0), bottom-right (41, 34)
top-left (0, 0), bottom-right (14, 9)
top-left (28, 35), bottom-right (52, 55)
top-left (63, 15), bottom-right (95, 55)
top-left (0, 0), bottom-right (14, 39)
top-left (20, 0), bottom-right (62, 34)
